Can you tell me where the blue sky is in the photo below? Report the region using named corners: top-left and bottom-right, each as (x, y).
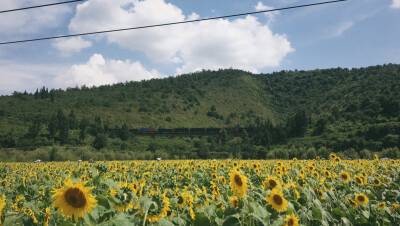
top-left (0, 0), bottom-right (399, 95)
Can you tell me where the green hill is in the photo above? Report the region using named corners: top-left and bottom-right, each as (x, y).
top-left (1, 64), bottom-right (400, 161)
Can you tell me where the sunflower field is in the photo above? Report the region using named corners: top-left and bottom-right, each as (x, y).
top-left (0, 154), bottom-right (400, 226)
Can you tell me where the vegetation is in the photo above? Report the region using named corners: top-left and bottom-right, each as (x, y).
top-left (1, 64), bottom-right (400, 161)
top-left (0, 158), bottom-right (399, 225)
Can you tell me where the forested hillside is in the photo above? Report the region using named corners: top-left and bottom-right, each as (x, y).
top-left (1, 64), bottom-right (399, 161)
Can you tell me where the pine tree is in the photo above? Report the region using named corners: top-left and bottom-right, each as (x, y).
top-left (48, 114), bottom-right (58, 138)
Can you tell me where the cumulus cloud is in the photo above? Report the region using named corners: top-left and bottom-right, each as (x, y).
top-left (392, 0), bottom-right (400, 8)
top-left (68, 0), bottom-right (293, 74)
top-left (254, 1), bottom-right (279, 23)
top-left (0, 0), bottom-right (71, 38)
top-left (0, 60), bottom-right (62, 95)
top-left (53, 54), bottom-right (166, 89)
top-left (52, 37), bottom-right (92, 56)
top-left (333, 21), bottom-right (354, 37)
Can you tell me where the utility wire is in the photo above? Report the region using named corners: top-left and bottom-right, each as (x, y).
top-left (0, 0), bottom-right (84, 14)
top-left (0, 0), bottom-right (347, 46)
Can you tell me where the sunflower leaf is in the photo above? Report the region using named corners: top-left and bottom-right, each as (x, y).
top-left (312, 207), bottom-right (322, 221)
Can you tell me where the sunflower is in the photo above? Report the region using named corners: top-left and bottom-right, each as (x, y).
top-left (323, 170), bottom-right (331, 178)
top-left (347, 198), bottom-right (358, 208)
top-left (263, 176), bottom-right (280, 190)
top-left (51, 178), bottom-right (97, 222)
top-left (329, 153), bottom-right (336, 159)
top-left (178, 167), bottom-right (183, 174)
top-left (229, 170), bottom-right (248, 198)
top-left (355, 193), bottom-right (369, 206)
top-left (372, 178), bottom-right (381, 187)
top-left (142, 192), bottom-right (171, 223)
top-left (265, 188), bottom-right (288, 212)
top-left (285, 213), bottom-right (299, 226)
top-left (354, 176), bottom-right (365, 186)
top-left (44, 207), bottom-right (51, 226)
top-left (339, 171), bottom-right (350, 183)
top-left (334, 156), bottom-right (341, 163)
top-left (0, 194), bottom-right (5, 224)
top-left (313, 187), bottom-right (325, 200)
top-left (229, 196), bottom-right (240, 208)
top-left (377, 202), bottom-right (386, 209)
top-left (12, 195), bottom-right (25, 212)
top-left (114, 183), bottom-right (135, 212)
top-left (176, 194), bottom-right (186, 207)
top-left (391, 203), bottom-right (399, 212)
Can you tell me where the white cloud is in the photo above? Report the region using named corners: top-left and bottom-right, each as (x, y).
top-left (392, 0), bottom-right (400, 8)
top-left (254, 2), bottom-right (279, 23)
top-left (333, 21), bottom-right (354, 37)
top-left (53, 54), bottom-right (166, 89)
top-left (52, 37), bottom-right (92, 56)
top-left (68, 0), bottom-right (294, 74)
top-left (0, 0), bottom-right (71, 38)
top-left (0, 60), bottom-right (62, 95)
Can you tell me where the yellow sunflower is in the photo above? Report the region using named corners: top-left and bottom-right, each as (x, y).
top-left (142, 192), bottom-right (171, 223)
top-left (355, 193), bottom-right (369, 206)
top-left (229, 196), bottom-right (240, 208)
top-left (51, 178), bottom-right (97, 222)
top-left (354, 176), bottom-right (365, 186)
top-left (229, 170), bottom-right (248, 198)
top-left (347, 198), bottom-right (358, 208)
top-left (0, 194), bottom-right (6, 224)
top-left (391, 203), bottom-right (399, 212)
top-left (377, 202), bottom-right (386, 209)
top-left (372, 178), bottom-right (381, 187)
top-left (339, 171), bottom-right (350, 183)
top-left (176, 194), bottom-right (186, 207)
top-left (263, 176), bottom-right (280, 190)
top-left (285, 213), bottom-right (299, 226)
top-left (265, 188), bottom-right (288, 212)
top-left (44, 207), bottom-right (51, 226)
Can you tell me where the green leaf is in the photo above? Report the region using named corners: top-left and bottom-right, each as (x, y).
top-left (139, 197), bottom-right (153, 213)
top-left (362, 210), bottom-right (370, 219)
top-left (159, 218), bottom-right (175, 226)
top-left (2, 214), bottom-right (24, 226)
top-left (341, 217), bottom-right (351, 226)
top-left (312, 207), bottom-right (322, 221)
top-left (194, 212), bottom-right (211, 226)
top-left (96, 194), bottom-right (111, 209)
top-left (222, 217), bottom-right (240, 226)
top-left (172, 216), bottom-right (187, 226)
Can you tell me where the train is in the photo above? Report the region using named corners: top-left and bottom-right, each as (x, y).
top-left (128, 127), bottom-right (266, 135)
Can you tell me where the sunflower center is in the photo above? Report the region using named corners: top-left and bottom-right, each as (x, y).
top-left (341, 174), bottom-right (348, 180)
top-left (358, 196), bottom-right (365, 202)
top-left (64, 188), bottom-right (86, 208)
top-left (356, 178), bottom-right (362, 183)
top-left (269, 180), bottom-right (277, 188)
top-left (288, 219), bottom-right (294, 226)
top-left (373, 179), bottom-right (379, 184)
top-left (234, 175), bottom-right (243, 186)
top-left (178, 196), bottom-right (184, 204)
top-left (273, 194), bottom-right (283, 205)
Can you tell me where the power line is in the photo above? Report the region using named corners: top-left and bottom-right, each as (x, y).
top-left (0, 0), bottom-right (84, 14)
top-left (0, 0), bottom-right (347, 46)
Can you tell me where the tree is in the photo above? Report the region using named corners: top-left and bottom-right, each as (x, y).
top-left (27, 117), bottom-right (40, 139)
top-left (48, 114), bottom-right (58, 138)
top-left (59, 115), bottom-right (69, 145)
top-left (79, 118), bottom-right (88, 141)
top-left (69, 110), bottom-right (78, 130)
top-left (119, 123), bottom-right (130, 141)
top-left (50, 90), bottom-right (55, 103)
top-left (93, 133), bottom-right (107, 150)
